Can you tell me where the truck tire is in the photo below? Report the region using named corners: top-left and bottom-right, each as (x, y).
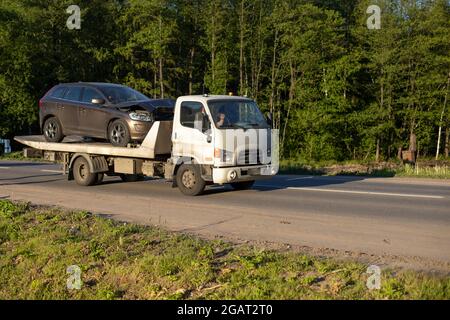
top-left (73, 157), bottom-right (97, 186)
top-left (231, 180), bottom-right (255, 190)
top-left (176, 164), bottom-right (206, 196)
top-left (43, 117), bottom-right (64, 142)
top-left (108, 119), bottom-right (131, 147)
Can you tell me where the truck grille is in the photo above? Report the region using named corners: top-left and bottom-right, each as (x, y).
top-left (237, 149), bottom-right (262, 165)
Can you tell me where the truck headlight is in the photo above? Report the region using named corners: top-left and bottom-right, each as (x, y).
top-left (214, 148), bottom-right (233, 163)
top-left (129, 112), bottom-right (153, 122)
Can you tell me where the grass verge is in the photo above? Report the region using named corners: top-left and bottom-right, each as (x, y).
top-left (280, 159), bottom-right (450, 179)
top-left (0, 200), bottom-right (448, 300)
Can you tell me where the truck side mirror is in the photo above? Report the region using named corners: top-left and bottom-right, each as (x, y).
top-left (266, 112), bottom-right (273, 128)
top-left (202, 116), bottom-right (211, 134)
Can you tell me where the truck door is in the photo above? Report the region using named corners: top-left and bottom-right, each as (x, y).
top-left (172, 101), bottom-right (214, 164)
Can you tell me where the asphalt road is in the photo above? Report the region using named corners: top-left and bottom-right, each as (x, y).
top-left (1, 160), bottom-right (449, 270)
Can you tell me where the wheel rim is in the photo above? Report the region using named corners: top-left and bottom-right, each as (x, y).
top-left (111, 123), bottom-right (126, 145)
top-left (181, 169), bottom-right (196, 189)
top-left (45, 121), bottom-right (57, 139)
top-left (78, 163), bottom-right (87, 180)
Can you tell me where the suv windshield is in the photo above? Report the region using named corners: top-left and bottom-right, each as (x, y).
top-left (208, 100), bottom-right (268, 129)
top-left (99, 86), bottom-right (149, 104)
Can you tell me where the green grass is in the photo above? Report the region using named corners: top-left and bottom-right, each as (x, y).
top-left (0, 200), bottom-right (448, 300)
top-left (0, 151), bottom-right (25, 160)
top-left (280, 158), bottom-right (450, 179)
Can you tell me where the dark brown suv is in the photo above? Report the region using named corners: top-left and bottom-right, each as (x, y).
top-left (39, 83), bottom-right (174, 146)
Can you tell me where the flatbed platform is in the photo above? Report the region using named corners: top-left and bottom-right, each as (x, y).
top-left (14, 121), bottom-right (173, 159)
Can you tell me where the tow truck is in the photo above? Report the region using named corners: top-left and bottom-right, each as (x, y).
top-left (15, 95), bottom-right (279, 196)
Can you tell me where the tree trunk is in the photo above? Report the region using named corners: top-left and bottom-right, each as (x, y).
top-left (269, 29), bottom-right (279, 115)
top-left (188, 47), bottom-right (195, 95)
top-left (376, 139), bottom-right (380, 163)
top-left (281, 61), bottom-right (296, 152)
top-left (159, 57), bottom-right (164, 98)
top-left (153, 58), bottom-right (157, 99)
top-left (436, 71), bottom-right (450, 160)
top-left (445, 127), bottom-right (449, 158)
top-left (239, 0), bottom-right (245, 96)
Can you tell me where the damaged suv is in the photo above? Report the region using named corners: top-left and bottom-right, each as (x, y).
top-left (39, 82), bottom-right (174, 146)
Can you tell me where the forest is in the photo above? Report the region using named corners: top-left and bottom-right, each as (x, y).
top-left (0, 0), bottom-right (449, 162)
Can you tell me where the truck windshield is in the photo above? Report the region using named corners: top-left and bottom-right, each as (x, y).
top-left (208, 100), bottom-right (268, 129)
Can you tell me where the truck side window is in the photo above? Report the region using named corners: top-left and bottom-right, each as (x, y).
top-left (180, 101), bottom-right (204, 129)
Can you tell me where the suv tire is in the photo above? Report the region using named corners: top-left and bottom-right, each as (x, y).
top-left (108, 119), bottom-right (131, 147)
top-left (43, 117), bottom-right (64, 142)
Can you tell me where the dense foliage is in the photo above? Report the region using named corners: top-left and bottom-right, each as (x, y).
top-left (0, 0), bottom-right (449, 161)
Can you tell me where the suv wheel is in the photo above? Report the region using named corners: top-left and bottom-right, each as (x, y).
top-left (108, 119), bottom-right (131, 147)
top-left (43, 117), bottom-right (64, 142)
top-left (176, 164), bottom-right (206, 196)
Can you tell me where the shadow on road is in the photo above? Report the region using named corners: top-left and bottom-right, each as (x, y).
top-left (0, 173), bottom-right (61, 182)
top-left (254, 175), bottom-right (368, 191)
top-left (0, 162), bottom-right (51, 167)
top-left (0, 177), bottom-right (64, 186)
top-left (202, 175), bottom-right (370, 196)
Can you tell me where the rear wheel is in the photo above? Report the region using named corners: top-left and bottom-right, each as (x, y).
top-left (230, 180), bottom-right (255, 190)
top-left (176, 164), bottom-right (206, 196)
top-left (108, 119), bottom-right (131, 147)
top-left (43, 117), bottom-right (64, 142)
top-left (73, 157), bottom-right (97, 186)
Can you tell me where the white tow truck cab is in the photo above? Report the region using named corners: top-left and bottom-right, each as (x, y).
top-left (15, 95), bottom-right (279, 196)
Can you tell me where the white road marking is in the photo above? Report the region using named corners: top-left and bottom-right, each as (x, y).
top-left (0, 167), bottom-right (11, 169)
top-left (257, 184), bottom-right (444, 199)
top-left (40, 170), bottom-right (63, 174)
top-left (287, 176), bottom-right (313, 181)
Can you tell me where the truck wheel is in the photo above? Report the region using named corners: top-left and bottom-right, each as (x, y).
top-left (108, 120), bottom-right (131, 147)
top-left (120, 174), bottom-right (144, 183)
top-left (73, 157), bottom-right (97, 186)
top-left (176, 164), bottom-right (206, 196)
top-left (231, 180), bottom-right (255, 190)
top-left (43, 117), bottom-right (64, 142)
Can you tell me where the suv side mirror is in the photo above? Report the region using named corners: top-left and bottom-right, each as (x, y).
top-left (92, 98), bottom-right (105, 105)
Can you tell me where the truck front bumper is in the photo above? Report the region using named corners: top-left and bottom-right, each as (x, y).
top-left (212, 165), bottom-right (278, 184)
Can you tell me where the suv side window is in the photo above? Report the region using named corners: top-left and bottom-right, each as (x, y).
top-left (180, 101), bottom-right (204, 129)
top-left (63, 86), bottom-right (82, 102)
top-left (81, 87), bottom-right (103, 103)
top-left (49, 86), bottom-right (67, 99)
